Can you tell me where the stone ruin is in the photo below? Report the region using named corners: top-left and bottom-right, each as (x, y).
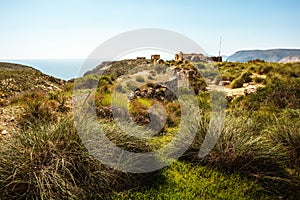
top-left (175, 51), bottom-right (209, 62)
top-left (175, 51), bottom-right (222, 62)
top-left (151, 54), bottom-right (160, 61)
top-left (210, 56), bottom-right (223, 62)
top-left (150, 54), bottom-right (164, 65)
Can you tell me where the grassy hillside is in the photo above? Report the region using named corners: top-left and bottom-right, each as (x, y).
top-left (0, 62), bottom-right (66, 105)
top-left (0, 60), bottom-right (300, 199)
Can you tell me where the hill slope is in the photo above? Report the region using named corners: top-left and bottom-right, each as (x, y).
top-left (227, 49), bottom-right (300, 62)
top-left (0, 62), bottom-right (66, 101)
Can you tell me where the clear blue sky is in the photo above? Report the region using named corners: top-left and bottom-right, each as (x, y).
top-left (0, 0), bottom-right (299, 59)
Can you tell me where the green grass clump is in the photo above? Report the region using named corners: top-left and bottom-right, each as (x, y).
top-left (112, 161), bottom-right (267, 199)
top-left (265, 111), bottom-right (300, 168)
top-left (180, 111), bottom-right (300, 198)
top-left (0, 117), bottom-right (158, 199)
top-left (135, 98), bottom-right (152, 109)
top-left (203, 116), bottom-right (287, 174)
top-left (0, 117), bottom-right (116, 199)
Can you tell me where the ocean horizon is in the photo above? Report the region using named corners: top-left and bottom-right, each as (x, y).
top-left (0, 59), bottom-right (86, 80)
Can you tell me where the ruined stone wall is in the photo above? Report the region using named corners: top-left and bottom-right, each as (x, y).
top-left (175, 51), bottom-right (209, 62)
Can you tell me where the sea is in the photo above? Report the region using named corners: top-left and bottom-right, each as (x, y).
top-left (0, 59), bottom-right (87, 80)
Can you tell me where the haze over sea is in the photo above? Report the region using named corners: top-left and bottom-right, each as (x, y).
top-left (1, 59), bottom-right (84, 80)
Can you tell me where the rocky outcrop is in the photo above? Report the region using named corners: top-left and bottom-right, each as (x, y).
top-left (129, 83), bottom-right (178, 102)
top-left (83, 61), bottom-right (114, 76)
top-left (175, 51), bottom-right (209, 62)
top-left (279, 56), bottom-right (300, 63)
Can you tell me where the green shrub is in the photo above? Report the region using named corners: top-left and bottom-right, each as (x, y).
top-left (231, 71), bottom-right (252, 88)
top-left (165, 101), bottom-right (181, 128)
top-left (136, 76), bottom-right (145, 82)
top-left (136, 98), bottom-right (152, 109)
top-left (258, 65), bottom-right (273, 75)
top-left (253, 76), bottom-right (266, 84)
top-left (231, 77), bottom-right (244, 88)
top-left (115, 84), bottom-right (125, 93)
top-left (97, 93), bottom-right (112, 107)
top-left (239, 78), bottom-right (300, 110)
top-left (126, 81), bottom-right (137, 91)
top-left (101, 122), bottom-right (153, 153)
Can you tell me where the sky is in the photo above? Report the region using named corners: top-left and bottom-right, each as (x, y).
top-left (0, 0), bottom-right (300, 59)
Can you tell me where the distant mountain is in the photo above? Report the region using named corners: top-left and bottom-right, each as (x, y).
top-left (227, 49), bottom-right (300, 62)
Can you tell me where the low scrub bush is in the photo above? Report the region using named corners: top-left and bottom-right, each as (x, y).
top-left (238, 78), bottom-right (300, 110)
top-left (231, 71), bottom-right (252, 88)
top-left (18, 91), bottom-right (70, 129)
top-left (19, 98), bottom-right (59, 129)
top-left (135, 76), bottom-right (145, 83)
top-left (253, 76), bottom-right (266, 84)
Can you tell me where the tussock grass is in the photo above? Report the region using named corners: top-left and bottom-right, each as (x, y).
top-left (204, 117), bottom-right (287, 174)
top-left (0, 117), bottom-right (112, 199)
top-left (181, 111), bottom-right (300, 198)
top-left (0, 117), bottom-right (158, 199)
top-left (265, 111), bottom-right (300, 168)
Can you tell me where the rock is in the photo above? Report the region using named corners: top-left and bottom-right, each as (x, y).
top-left (244, 85), bottom-right (257, 95)
top-left (1, 130), bottom-right (8, 135)
top-left (10, 116), bottom-right (15, 122)
top-left (280, 56), bottom-right (300, 63)
top-left (128, 92), bottom-right (135, 100)
top-left (111, 106), bottom-right (130, 122)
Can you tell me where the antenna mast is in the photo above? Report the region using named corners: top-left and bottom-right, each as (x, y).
top-left (218, 36), bottom-right (222, 62)
top-left (218, 36), bottom-right (222, 57)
